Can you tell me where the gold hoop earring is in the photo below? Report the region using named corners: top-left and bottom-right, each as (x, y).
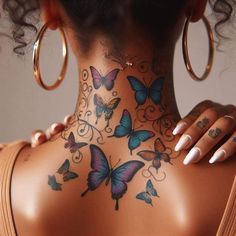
top-left (182, 15), bottom-right (214, 81)
top-left (33, 22), bottom-right (68, 91)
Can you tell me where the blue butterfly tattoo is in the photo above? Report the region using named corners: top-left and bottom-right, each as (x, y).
top-left (81, 145), bottom-right (145, 210)
top-left (110, 109), bottom-right (155, 154)
top-left (136, 179), bottom-right (159, 206)
top-left (127, 76), bottom-right (164, 108)
top-left (48, 175), bottom-right (62, 191)
top-left (57, 159), bottom-right (78, 182)
top-left (94, 93), bottom-right (121, 126)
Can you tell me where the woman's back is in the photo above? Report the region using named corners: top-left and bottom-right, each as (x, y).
top-left (1, 0), bottom-right (236, 235)
top-left (11, 130), bottom-right (236, 236)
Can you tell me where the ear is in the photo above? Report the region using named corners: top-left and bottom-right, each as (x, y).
top-left (187, 0), bottom-right (208, 22)
top-left (40, 0), bottom-right (61, 30)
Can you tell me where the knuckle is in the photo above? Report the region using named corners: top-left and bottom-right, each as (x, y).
top-left (201, 100), bottom-right (213, 106)
top-left (225, 104), bottom-right (236, 112)
top-left (204, 107), bottom-right (219, 119)
top-left (216, 117), bottom-right (232, 128)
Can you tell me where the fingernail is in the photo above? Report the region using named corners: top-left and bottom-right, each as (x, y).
top-left (51, 123), bottom-right (64, 133)
top-left (34, 132), bottom-right (44, 142)
top-left (172, 122), bottom-right (188, 135)
top-left (175, 135), bottom-right (192, 152)
top-left (64, 115), bottom-right (73, 125)
top-left (183, 147), bottom-right (201, 165)
top-left (209, 150), bottom-right (226, 164)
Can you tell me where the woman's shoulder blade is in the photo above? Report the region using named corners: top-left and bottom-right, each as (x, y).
top-left (11, 138), bottom-right (236, 236)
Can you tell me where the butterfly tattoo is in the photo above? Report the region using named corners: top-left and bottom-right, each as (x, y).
top-left (64, 132), bottom-right (88, 153)
top-left (81, 144), bottom-right (144, 210)
top-left (137, 138), bottom-right (172, 171)
top-left (90, 66), bottom-right (120, 91)
top-left (110, 109), bottom-right (155, 154)
top-left (136, 179), bottom-right (159, 206)
top-left (127, 76), bottom-right (164, 108)
top-left (48, 175), bottom-right (62, 191)
top-left (94, 94), bottom-right (121, 126)
top-left (57, 159), bottom-right (78, 182)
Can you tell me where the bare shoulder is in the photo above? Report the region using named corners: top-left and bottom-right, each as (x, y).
top-left (10, 139), bottom-right (236, 236)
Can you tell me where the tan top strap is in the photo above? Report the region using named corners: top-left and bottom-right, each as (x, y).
top-left (0, 141), bottom-right (29, 236)
top-left (217, 176), bottom-right (236, 236)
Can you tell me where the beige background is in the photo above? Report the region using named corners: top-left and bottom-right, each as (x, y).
top-left (0, 13), bottom-right (236, 142)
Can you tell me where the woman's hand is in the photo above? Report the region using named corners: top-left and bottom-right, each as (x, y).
top-left (31, 115), bottom-right (73, 148)
top-left (173, 100), bottom-right (236, 165)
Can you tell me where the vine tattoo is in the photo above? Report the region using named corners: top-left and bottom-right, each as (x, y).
top-left (137, 138), bottom-right (172, 180)
top-left (46, 49), bottom-right (182, 210)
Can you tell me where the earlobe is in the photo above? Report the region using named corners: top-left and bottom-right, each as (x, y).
top-left (40, 0), bottom-right (60, 30)
top-left (187, 0), bottom-right (208, 22)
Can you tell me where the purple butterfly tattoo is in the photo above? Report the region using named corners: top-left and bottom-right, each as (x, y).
top-left (90, 66), bottom-right (120, 91)
top-left (64, 132), bottom-right (88, 153)
top-left (81, 144), bottom-right (144, 210)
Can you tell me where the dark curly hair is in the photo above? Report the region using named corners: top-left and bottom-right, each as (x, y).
top-left (1, 0), bottom-right (235, 55)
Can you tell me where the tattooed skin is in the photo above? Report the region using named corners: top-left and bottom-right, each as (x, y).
top-left (48, 47), bottom-right (181, 210)
top-left (208, 128), bottom-right (222, 139)
top-left (48, 158), bottom-right (79, 191)
top-left (136, 179), bottom-right (160, 206)
top-left (109, 109), bottom-right (155, 155)
top-left (94, 93), bottom-right (121, 127)
top-left (196, 117), bottom-right (209, 129)
top-left (81, 145), bottom-right (144, 210)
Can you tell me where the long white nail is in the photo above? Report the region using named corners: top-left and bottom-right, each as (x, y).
top-left (172, 122), bottom-right (188, 135)
top-left (209, 150), bottom-right (226, 164)
top-left (175, 135), bottom-right (192, 152)
top-left (183, 147), bottom-right (201, 165)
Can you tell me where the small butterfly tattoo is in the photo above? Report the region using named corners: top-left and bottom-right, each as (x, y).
top-left (136, 179), bottom-right (159, 206)
top-left (64, 132), bottom-right (88, 153)
top-left (127, 76), bottom-right (164, 108)
top-left (90, 66), bottom-right (120, 91)
top-left (94, 93), bottom-right (121, 126)
top-left (48, 175), bottom-right (62, 191)
top-left (57, 159), bottom-right (78, 182)
top-left (137, 138), bottom-right (172, 171)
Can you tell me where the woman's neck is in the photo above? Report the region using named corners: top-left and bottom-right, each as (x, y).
top-left (70, 38), bottom-right (181, 143)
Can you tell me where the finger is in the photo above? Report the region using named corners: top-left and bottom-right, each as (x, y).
top-left (175, 105), bottom-right (235, 151)
top-left (173, 100), bottom-right (216, 135)
top-left (209, 130), bottom-right (236, 164)
top-left (47, 123), bottom-right (65, 137)
top-left (63, 115), bottom-right (74, 125)
top-left (183, 112), bottom-right (236, 165)
top-left (31, 130), bottom-right (47, 148)
top-left (0, 143), bottom-right (7, 151)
